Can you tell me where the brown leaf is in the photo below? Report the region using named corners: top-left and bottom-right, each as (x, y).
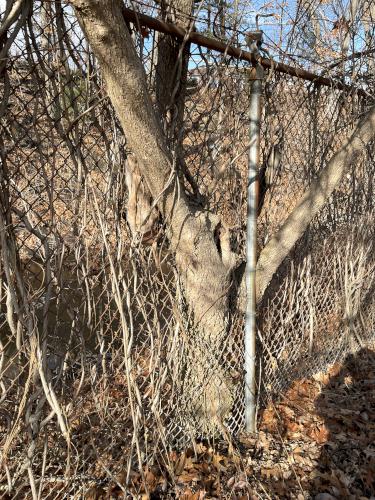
top-left (201, 476), bottom-right (215, 491)
top-left (85, 486), bottom-right (105, 500)
top-left (177, 471), bottom-right (201, 484)
top-left (212, 453), bottom-right (227, 471)
top-left (175, 452), bottom-right (187, 475)
top-left (238, 434), bottom-right (257, 449)
top-left (308, 424), bottom-right (329, 444)
top-left (233, 480), bottom-right (249, 490)
top-left (194, 443), bottom-right (207, 454)
top-left (286, 421), bottom-right (302, 434)
top-left (327, 362), bottom-right (342, 378)
top-left (313, 371), bottom-right (330, 385)
top-left (144, 469), bottom-right (157, 490)
top-left (227, 476), bottom-right (235, 488)
top-left (179, 489), bottom-right (206, 500)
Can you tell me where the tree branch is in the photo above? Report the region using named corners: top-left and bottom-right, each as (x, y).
top-left (255, 105), bottom-right (375, 304)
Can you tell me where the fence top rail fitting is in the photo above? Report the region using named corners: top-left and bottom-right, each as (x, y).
top-left (122, 6), bottom-right (368, 98)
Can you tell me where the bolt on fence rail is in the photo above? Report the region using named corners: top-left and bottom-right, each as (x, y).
top-left (0, 0), bottom-right (374, 496)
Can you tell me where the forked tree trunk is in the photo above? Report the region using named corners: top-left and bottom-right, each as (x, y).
top-left (124, 0), bottom-right (193, 242)
top-left (132, 0), bottom-right (194, 238)
top-left (70, 0), bottom-right (375, 433)
top-left (71, 0), bottom-right (236, 431)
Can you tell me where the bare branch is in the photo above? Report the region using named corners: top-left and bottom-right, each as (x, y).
top-left (256, 105), bottom-right (375, 303)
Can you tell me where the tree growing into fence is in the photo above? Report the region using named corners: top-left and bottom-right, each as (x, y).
top-left (70, 0), bottom-right (375, 431)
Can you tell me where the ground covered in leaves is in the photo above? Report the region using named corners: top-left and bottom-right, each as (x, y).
top-left (88, 348), bottom-right (375, 499)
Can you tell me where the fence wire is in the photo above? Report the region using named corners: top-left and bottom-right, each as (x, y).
top-left (0, 0), bottom-right (374, 496)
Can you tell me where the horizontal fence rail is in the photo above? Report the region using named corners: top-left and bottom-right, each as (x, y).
top-left (121, 6), bottom-right (368, 96)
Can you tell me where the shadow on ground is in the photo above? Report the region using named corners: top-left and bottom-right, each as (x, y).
top-left (309, 347), bottom-right (375, 499)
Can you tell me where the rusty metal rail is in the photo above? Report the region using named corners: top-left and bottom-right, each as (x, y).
top-left (121, 6), bottom-right (367, 97)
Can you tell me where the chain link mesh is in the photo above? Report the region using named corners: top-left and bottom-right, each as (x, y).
top-left (0, 0), bottom-right (374, 495)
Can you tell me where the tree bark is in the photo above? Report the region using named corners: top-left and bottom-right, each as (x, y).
top-left (362, 0), bottom-right (375, 81)
top-left (342, 0), bottom-right (361, 54)
top-left (155, 0), bottom-right (193, 140)
top-left (124, 155), bottom-right (160, 243)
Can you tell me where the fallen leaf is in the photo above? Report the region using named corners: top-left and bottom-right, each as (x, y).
top-left (175, 453), bottom-right (187, 475)
top-left (177, 472), bottom-right (200, 484)
top-left (179, 488), bottom-right (206, 500)
top-left (212, 454), bottom-right (227, 471)
top-left (309, 424), bottom-right (329, 444)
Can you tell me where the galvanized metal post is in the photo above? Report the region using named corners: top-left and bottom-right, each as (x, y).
top-left (244, 46), bottom-right (264, 433)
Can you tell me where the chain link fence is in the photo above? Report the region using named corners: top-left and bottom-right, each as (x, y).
top-left (258, 74), bottom-right (375, 397)
top-left (0, 0), bottom-right (374, 496)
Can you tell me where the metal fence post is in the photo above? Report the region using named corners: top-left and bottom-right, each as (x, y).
top-left (245, 43), bottom-right (264, 433)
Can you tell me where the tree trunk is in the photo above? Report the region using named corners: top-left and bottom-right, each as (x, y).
top-left (342, 0), bottom-right (361, 54)
top-left (155, 0), bottom-right (200, 200)
top-left (71, 0), bottom-right (236, 432)
top-left (124, 155), bottom-right (160, 244)
top-left (362, 1), bottom-right (375, 82)
top-left (123, 0), bottom-right (194, 242)
top-left (155, 0), bottom-right (193, 141)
